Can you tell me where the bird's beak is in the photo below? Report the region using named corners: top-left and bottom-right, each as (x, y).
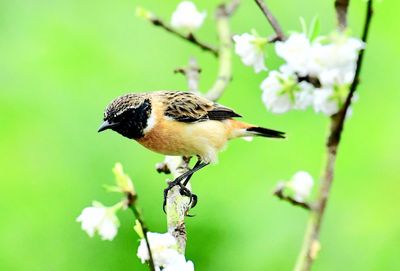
top-left (98, 120), bottom-right (119, 132)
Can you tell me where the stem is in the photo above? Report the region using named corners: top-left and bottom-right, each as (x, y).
top-left (294, 1), bottom-right (373, 270)
top-left (205, 2), bottom-right (237, 101)
top-left (254, 0), bottom-right (285, 41)
top-left (127, 193), bottom-right (156, 271)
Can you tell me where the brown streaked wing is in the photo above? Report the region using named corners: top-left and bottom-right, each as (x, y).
top-left (162, 91), bottom-right (241, 122)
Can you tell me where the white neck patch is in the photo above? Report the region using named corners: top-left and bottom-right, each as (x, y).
top-left (143, 109), bottom-right (156, 134)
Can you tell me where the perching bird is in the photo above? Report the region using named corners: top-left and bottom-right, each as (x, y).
top-left (98, 91), bottom-right (285, 209)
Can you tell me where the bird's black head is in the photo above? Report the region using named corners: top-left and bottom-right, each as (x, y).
top-left (98, 93), bottom-right (152, 139)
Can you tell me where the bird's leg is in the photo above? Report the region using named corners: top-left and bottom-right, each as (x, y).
top-left (163, 159), bottom-right (209, 212)
top-left (182, 159), bottom-right (201, 186)
top-left (179, 159), bottom-right (206, 209)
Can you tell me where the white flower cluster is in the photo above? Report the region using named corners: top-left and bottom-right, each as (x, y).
top-left (265, 32), bottom-right (364, 115)
top-left (233, 29), bottom-right (364, 116)
top-left (137, 232), bottom-right (194, 271)
top-left (171, 1), bottom-right (206, 32)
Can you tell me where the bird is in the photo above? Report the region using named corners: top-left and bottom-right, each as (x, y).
top-left (98, 91), bottom-right (285, 209)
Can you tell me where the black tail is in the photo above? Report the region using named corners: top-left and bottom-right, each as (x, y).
top-left (246, 127), bottom-right (285, 139)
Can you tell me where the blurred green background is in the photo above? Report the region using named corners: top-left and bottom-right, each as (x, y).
top-left (1, 0), bottom-right (399, 270)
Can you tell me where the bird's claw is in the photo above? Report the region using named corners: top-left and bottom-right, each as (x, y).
top-left (188, 193), bottom-right (198, 209)
top-left (162, 180), bottom-right (198, 214)
top-left (179, 187), bottom-right (197, 210)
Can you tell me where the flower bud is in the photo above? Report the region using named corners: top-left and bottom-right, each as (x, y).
top-left (113, 162), bottom-right (135, 195)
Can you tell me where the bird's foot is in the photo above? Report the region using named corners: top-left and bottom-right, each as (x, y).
top-left (163, 179), bottom-right (198, 213)
top-left (179, 187), bottom-right (197, 210)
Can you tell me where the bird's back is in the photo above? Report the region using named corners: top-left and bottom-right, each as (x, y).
top-left (152, 91), bottom-right (241, 123)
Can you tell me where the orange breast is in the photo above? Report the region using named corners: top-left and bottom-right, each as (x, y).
top-left (137, 116), bottom-right (231, 160)
top-left (137, 119), bottom-right (190, 155)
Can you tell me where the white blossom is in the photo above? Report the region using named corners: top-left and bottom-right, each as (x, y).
top-left (275, 33), bottom-right (311, 76)
top-left (137, 232), bottom-right (180, 267)
top-left (309, 34), bottom-right (364, 86)
top-left (171, 1), bottom-right (206, 31)
top-left (261, 69), bottom-right (297, 114)
top-left (313, 87), bottom-right (340, 116)
top-left (76, 201), bottom-right (121, 241)
top-left (137, 232), bottom-right (195, 270)
top-left (317, 66), bottom-right (355, 87)
top-left (233, 33), bottom-right (267, 73)
top-left (288, 171), bottom-right (314, 202)
top-left (163, 254), bottom-right (195, 271)
top-left (261, 68), bottom-right (320, 114)
top-left (294, 81), bottom-right (315, 110)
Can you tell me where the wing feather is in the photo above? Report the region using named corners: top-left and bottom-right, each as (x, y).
top-left (162, 91), bottom-right (241, 122)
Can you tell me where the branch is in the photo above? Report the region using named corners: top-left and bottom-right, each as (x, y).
top-left (140, 11), bottom-right (218, 57)
top-left (335, 0), bottom-right (350, 30)
top-left (254, 0), bottom-right (285, 41)
top-left (328, 0), bottom-right (373, 147)
top-left (126, 192), bottom-right (156, 271)
top-left (273, 182), bottom-right (312, 211)
top-left (294, 1), bottom-right (373, 271)
top-left (205, 2), bottom-right (238, 101)
top-left (163, 156), bottom-right (192, 253)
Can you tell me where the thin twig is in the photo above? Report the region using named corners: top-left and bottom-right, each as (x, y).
top-left (225, 0), bottom-right (241, 15)
top-left (155, 161), bottom-right (171, 174)
top-left (273, 183), bottom-right (312, 211)
top-left (148, 16), bottom-right (218, 57)
top-left (335, 0), bottom-right (350, 30)
top-left (254, 0), bottom-right (285, 41)
top-left (174, 58), bottom-right (201, 93)
top-left (294, 1), bottom-right (373, 270)
top-left (127, 193), bottom-right (156, 271)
